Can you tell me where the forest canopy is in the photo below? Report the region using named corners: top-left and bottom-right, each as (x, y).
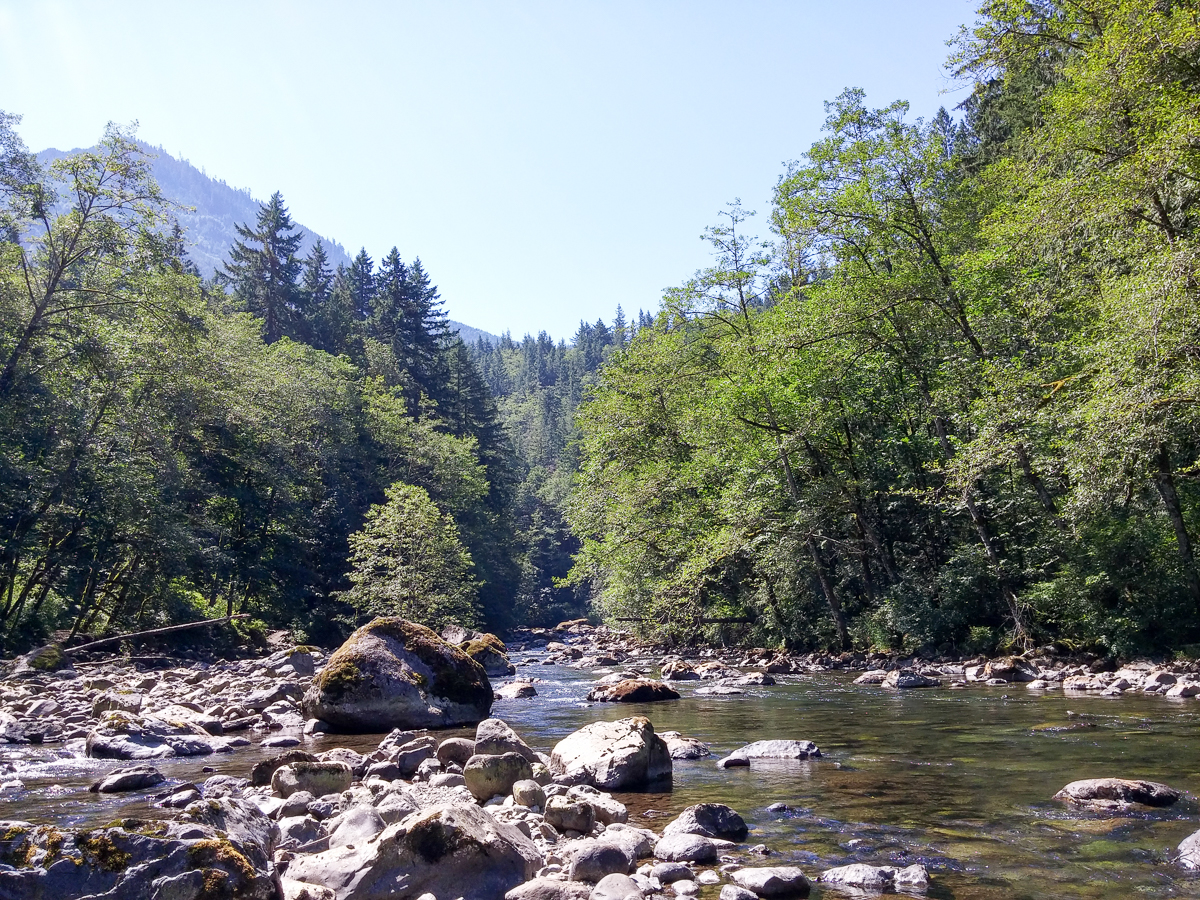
top-left (566, 0), bottom-right (1200, 657)
top-left (2, 0), bottom-right (1198, 659)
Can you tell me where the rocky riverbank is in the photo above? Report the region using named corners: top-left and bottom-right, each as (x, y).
top-left (3, 618), bottom-right (1200, 899)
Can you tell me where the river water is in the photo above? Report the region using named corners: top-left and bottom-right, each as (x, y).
top-left (3, 653), bottom-right (1200, 899)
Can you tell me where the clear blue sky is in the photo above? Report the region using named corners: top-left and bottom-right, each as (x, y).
top-left (0, 1), bottom-right (977, 340)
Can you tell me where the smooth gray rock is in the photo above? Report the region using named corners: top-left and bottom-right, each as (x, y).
top-left (653, 833), bottom-right (718, 863)
top-left (465, 751), bottom-right (534, 801)
top-left (437, 736), bottom-right (476, 767)
top-left (496, 682), bottom-right (538, 699)
top-left (285, 803), bottom-right (541, 900)
top-left (662, 803), bottom-right (747, 842)
top-left (545, 795), bottom-right (596, 833)
top-left (90, 764), bottom-right (164, 793)
top-left (659, 731), bottom-right (710, 759)
top-left (719, 887), bottom-right (758, 900)
top-left (650, 862), bottom-right (694, 884)
top-left (476, 718), bottom-right (540, 763)
top-left (1179, 828), bottom-right (1200, 868)
top-left (729, 866), bottom-right (810, 897)
top-left (329, 805), bottom-right (385, 849)
top-left (724, 740), bottom-right (820, 761)
top-left (590, 873), bottom-right (644, 900)
top-left (273, 762), bottom-right (353, 798)
top-left (506, 878), bottom-right (593, 900)
top-left (569, 840), bottom-right (636, 882)
top-left (550, 716), bottom-right (672, 789)
top-left (513, 778), bottom-right (546, 809)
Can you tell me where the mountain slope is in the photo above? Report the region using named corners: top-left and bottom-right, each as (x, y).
top-left (36, 143), bottom-right (498, 345)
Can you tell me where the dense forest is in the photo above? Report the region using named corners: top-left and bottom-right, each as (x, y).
top-left (0, 115), bottom-right (605, 650)
top-left (567, 0), bottom-right (1200, 657)
top-left (2, 0), bottom-right (1198, 659)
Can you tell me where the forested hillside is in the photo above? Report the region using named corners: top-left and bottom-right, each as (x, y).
top-left (567, 0), bottom-right (1200, 658)
top-left (0, 120), bottom-right (522, 650)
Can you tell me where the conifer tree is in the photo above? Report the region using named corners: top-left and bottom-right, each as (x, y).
top-left (222, 191), bottom-right (304, 343)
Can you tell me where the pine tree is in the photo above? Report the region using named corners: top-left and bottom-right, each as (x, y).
top-left (222, 192), bottom-right (304, 343)
top-left (348, 249), bottom-right (376, 321)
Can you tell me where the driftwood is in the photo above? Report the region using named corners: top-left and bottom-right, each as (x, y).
top-left (68, 614), bottom-right (251, 653)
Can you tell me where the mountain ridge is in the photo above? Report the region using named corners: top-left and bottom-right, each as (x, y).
top-left (36, 143), bottom-right (500, 346)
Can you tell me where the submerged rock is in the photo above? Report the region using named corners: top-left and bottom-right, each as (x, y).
top-left (882, 669), bottom-right (940, 689)
top-left (301, 618), bottom-right (493, 732)
top-left (586, 679), bottom-right (680, 703)
top-left (549, 716), bottom-right (672, 789)
top-left (723, 740), bottom-right (821, 762)
top-left (1053, 778), bottom-right (1180, 809)
top-left (819, 862), bottom-right (929, 890)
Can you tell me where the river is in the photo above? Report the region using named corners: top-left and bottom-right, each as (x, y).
top-left (3, 652), bottom-right (1199, 899)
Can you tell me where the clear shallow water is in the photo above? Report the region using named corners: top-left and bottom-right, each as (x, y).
top-left (4, 654), bottom-right (1200, 899)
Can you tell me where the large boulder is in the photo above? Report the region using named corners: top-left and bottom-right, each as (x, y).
top-left (5, 643), bottom-right (73, 678)
top-left (1053, 778), bottom-right (1180, 809)
top-left (550, 717), bottom-right (672, 789)
top-left (285, 802), bottom-right (541, 900)
top-left (460, 634), bottom-right (517, 677)
top-left (662, 803), bottom-right (748, 842)
top-left (302, 618), bottom-right (493, 732)
top-left (272, 762), bottom-right (354, 798)
top-left (653, 833), bottom-right (717, 863)
top-left (0, 818), bottom-right (276, 900)
top-left (586, 680), bottom-right (680, 703)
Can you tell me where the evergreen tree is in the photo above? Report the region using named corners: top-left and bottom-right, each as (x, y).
top-left (222, 191), bottom-right (304, 343)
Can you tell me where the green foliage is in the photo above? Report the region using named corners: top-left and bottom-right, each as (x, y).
top-left (568, 0), bottom-right (1200, 656)
top-left (341, 482), bottom-right (479, 629)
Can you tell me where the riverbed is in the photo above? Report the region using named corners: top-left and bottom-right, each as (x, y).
top-left (4, 652), bottom-right (1200, 899)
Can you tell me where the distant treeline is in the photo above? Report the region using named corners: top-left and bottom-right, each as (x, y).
top-left (567, 0), bottom-right (1200, 657)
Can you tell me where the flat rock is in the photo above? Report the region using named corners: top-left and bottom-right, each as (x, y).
top-left (1054, 778), bottom-right (1180, 809)
top-left (725, 740), bottom-right (820, 761)
top-left (729, 866), bottom-right (810, 897)
top-left (90, 764), bottom-right (165, 793)
top-left (882, 669), bottom-right (939, 689)
top-left (505, 878), bottom-right (593, 900)
top-left (819, 863), bottom-right (928, 889)
top-left (586, 679), bottom-right (680, 703)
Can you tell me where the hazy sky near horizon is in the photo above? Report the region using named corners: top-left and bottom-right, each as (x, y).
top-left (1, 1), bottom-right (977, 339)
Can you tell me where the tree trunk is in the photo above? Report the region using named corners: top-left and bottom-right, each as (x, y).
top-left (1154, 444), bottom-right (1200, 606)
top-left (808, 535), bottom-right (850, 649)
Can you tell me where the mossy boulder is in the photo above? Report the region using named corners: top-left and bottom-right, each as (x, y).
top-left (459, 633), bottom-right (516, 677)
top-left (302, 618), bottom-right (493, 733)
top-left (6, 643), bottom-right (73, 678)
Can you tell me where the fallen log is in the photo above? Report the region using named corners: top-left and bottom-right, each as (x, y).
top-left (67, 614), bottom-right (251, 653)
